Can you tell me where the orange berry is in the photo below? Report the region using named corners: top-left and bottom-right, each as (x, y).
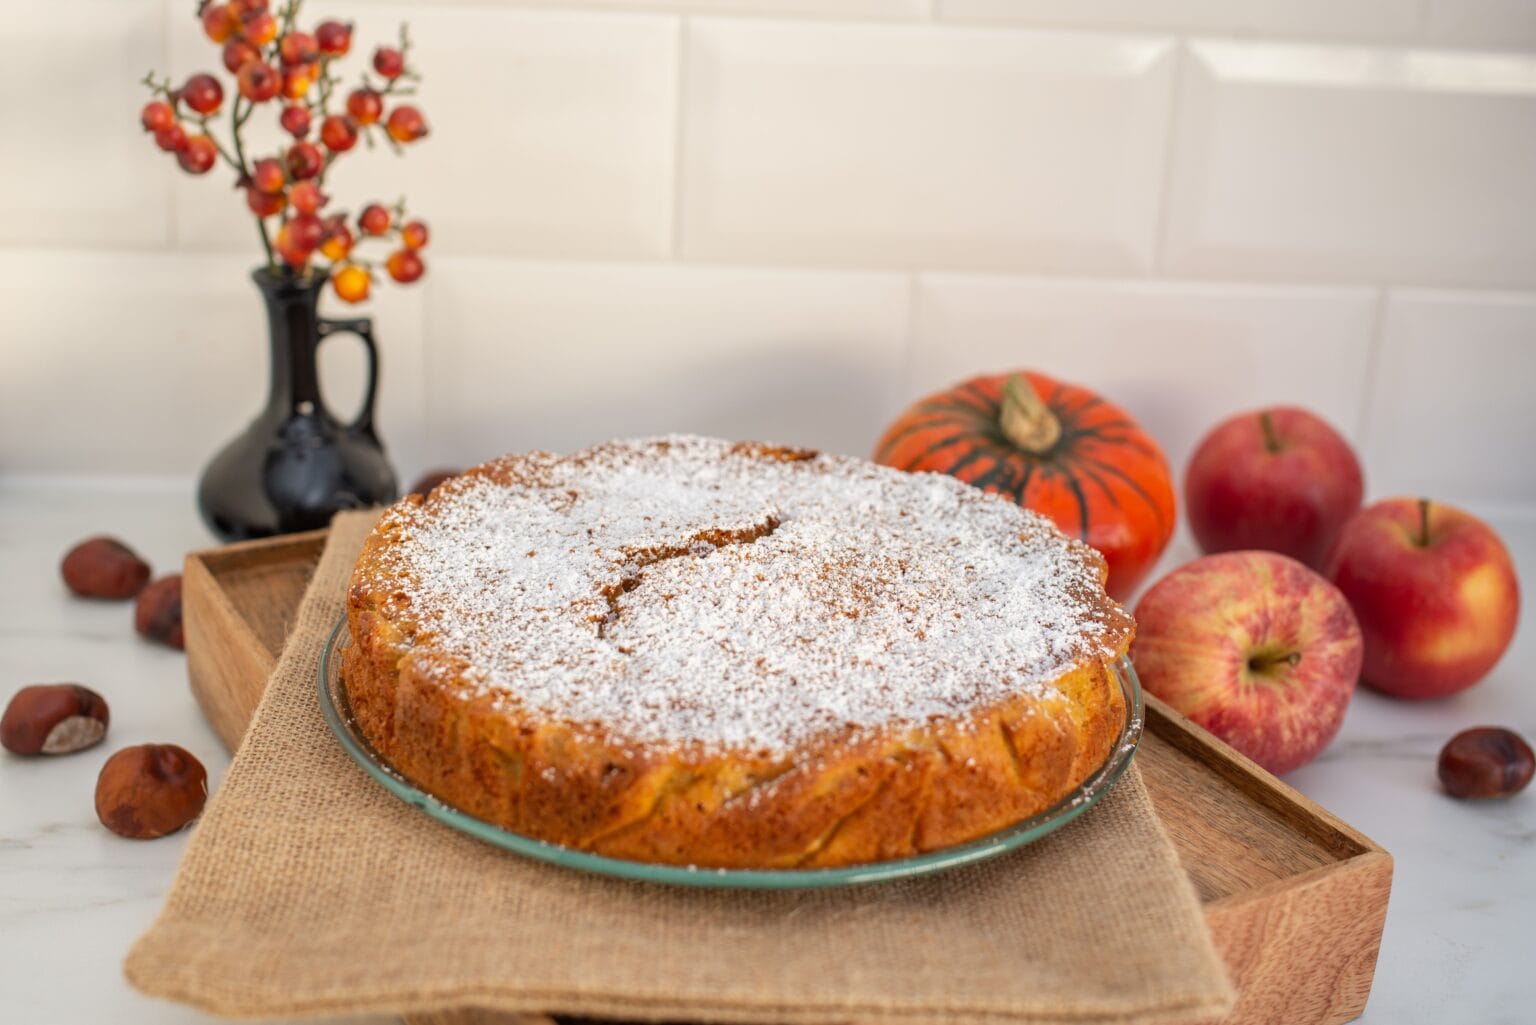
top-left (140, 100), bottom-right (176, 133)
top-left (222, 37), bottom-right (261, 74)
top-left (237, 62), bottom-right (280, 103)
top-left (373, 46), bottom-right (404, 80)
top-left (201, 3), bottom-right (238, 43)
top-left (285, 142), bottom-right (323, 181)
top-left (289, 180), bottom-right (327, 215)
top-left (315, 20), bottom-right (352, 56)
top-left (154, 124), bottom-right (188, 153)
top-left (177, 135), bottom-right (218, 175)
top-left (384, 105), bottom-right (428, 144)
top-left (346, 87), bottom-right (382, 126)
top-left (243, 11), bottom-right (277, 45)
top-left (319, 114), bottom-right (358, 153)
top-left (385, 248), bottom-right (424, 283)
top-left (318, 218), bottom-right (353, 261)
top-left (278, 32), bottom-right (318, 67)
top-left (400, 220), bottom-right (429, 249)
top-left (357, 203), bottom-right (391, 236)
top-left (280, 65), bottom-right (314, 101)
top-left (250, 158), bottom-right (285, 195)
top-left (180, 73), bottom-right (224, 116)
top-left (280, 104), bottom-right (311, 138)
top-left (245, 186), bottom-right (285, 218)
top-left (332, 264), bottom-right (370, 303)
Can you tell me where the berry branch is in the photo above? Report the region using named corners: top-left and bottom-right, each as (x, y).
top-left (140, 0), bottom-right (430, 302)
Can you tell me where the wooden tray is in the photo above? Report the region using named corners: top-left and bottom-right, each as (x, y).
top-left (184, 531), bottom-right (1393, 1025)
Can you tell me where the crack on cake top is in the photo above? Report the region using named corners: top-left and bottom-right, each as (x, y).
top-left (359, 436), bottom-right (1131, 756)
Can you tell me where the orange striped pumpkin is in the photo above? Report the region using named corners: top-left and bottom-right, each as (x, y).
top-left (875, 371), bottom-right (1175, 600)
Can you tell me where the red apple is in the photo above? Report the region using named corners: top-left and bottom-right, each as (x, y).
top-left (1327, 498), bottom-right (1519, 699)
top-left (1185, 407), bottom-right (1364, 571)
top-left (1132, 551), bottom-right (1363, 774)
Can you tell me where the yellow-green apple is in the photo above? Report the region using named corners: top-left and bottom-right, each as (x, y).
top-left (1132, 551), bottom-right (1363, 774)
top-left (1185, 407), bottom-right (1364, 570)
top-left (1326, 498), bottom-right (1519, 699)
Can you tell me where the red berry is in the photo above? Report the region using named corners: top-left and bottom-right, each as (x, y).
top-left (315, 20), bottom-right (352, 56)
top-left (250, 157), bottom-right (285, 195)
top-left (221, 37), bottom-right (261, 74)
top-left (201, 3), bottom-right (237, 43)
top-left (154, 124), bottom-right (188, 153)
top-left (285, 142), bottom-right (323, 181)
top-left (319, 218), bottom-right (353, 261)
top-left (243, 11), bottom-right (277, 45)
top-left (384, 105), bottom-right (428, 144)
top-left (385, 248), bottom-right (424, 283)
top-left (237, 62), bottom-right (280, 102)
top-left (275, 214), bottom-right (323, 268)
top-left (280, 104), bottom-right (311, 138)
top-left (332, 264), bottom-right (370, 303)
top-left (346, 87), bottom-right (382, 125)
top-left (400, 220), bottom-right (429, 250)
top-left (178, 135), bottom-right (218, 175)
top-left (245, 186), bottom-right (285, 218)
top-left (373, 46), bottom-right (405, 79)
top-left (358, 203), bottom-right (391, 236)
top-left (180, 73), bottom-right (224, 116)
top-left (280, 65), bottom-right (314, 101)
top-left (289, 180), bottom-right (327, 215)
top-left (230, 0), bottom-right (268, 15)
top-left (318, 115), bottom-right (358, 153)
top-left (278, 32), bottom-right (318, 67)
top-left (140, 100), bottom-right (176, 133)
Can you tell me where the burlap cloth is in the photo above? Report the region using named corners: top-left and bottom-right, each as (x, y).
top-left (126, 510), bottom-right (1234, 1024)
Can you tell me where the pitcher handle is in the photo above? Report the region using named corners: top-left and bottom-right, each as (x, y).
top-left (317, 315), bottom-right (380, 436)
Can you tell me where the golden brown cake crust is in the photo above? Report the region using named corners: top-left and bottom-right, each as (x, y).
top-left (344, 437), bottom-right (1133, 869)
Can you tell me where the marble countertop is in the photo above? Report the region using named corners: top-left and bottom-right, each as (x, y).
top-left (2, 477), bottom-right (1532, 1025)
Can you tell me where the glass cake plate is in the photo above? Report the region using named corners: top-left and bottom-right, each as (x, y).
top-left (319, 618), bottom-right (1143, 889)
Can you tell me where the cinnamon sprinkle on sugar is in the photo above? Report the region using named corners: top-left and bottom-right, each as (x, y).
top-left (357, 436), bottom-right (1130, 756)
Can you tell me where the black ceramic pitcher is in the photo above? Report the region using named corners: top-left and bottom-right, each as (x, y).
top-left (197, 269), bottom-right (398, 541)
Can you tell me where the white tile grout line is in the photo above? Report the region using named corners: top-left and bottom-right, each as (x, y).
top-left (1355, 285), bottom-right (1391, 451)
top-left (668, 16), bottom-right (691, 262)
top-left (1150, 37), bottom-right (1187, 277)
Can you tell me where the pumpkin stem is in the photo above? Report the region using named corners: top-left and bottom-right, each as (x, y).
top-left (998, 374), bottom-right (1062, 454)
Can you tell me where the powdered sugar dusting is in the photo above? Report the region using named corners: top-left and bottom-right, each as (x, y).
top-left (356, 436), bottom-right (1129, 756)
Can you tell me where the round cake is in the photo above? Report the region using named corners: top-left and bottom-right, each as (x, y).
top-left (343, 436), bottom-right (1135, 869)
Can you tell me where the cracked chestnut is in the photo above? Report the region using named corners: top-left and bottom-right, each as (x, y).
top-left (1, 684), bottom-right (110, 755)
top-left (95, 744), bottom-right (208, 839)
top-left (135, 575), bottom-right (185, 650)
top-left (1438, 727), bottom-right (1534, 799)
top-left (61, 537), bottom-right (151, 599)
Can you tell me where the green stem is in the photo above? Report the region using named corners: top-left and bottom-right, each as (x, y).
top-left (227, 97), bottom-right (275, 270)
top-left (1259, 411), bottom-right (1282, 454)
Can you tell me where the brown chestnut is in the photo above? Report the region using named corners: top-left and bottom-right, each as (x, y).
top-left (61, 537), bottom-right (151, 600)
top-left (134, 575), bottom-right (185, 650)
top-left (95, 744), bottom-right (208, 839)
top-left (408, 467), bottom-right (461, 498)
top-left (1, 684), bottom-right (110, 755)
top-left (1438, 727), bottom-right (1534, 800)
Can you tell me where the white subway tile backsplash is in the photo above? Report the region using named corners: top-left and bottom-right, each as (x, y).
top-left (0, 250), bottom-right (426, 480)
top-left (422, 260), bottom-right (911, 463)
top-left (1165, 40), bottom-right (1536, 287)
top-left (173, 4), bottom-right (678, 261)
top-left (940, 0), bottom-right (1420, 42)
top-left (1365, 291), bottom-right (1536, 502)
top-left (911, 275), bottom-right (1377, 472)
top-left (1421, 0), bottom-right (1536, 51)
top-left (682, 20), bottom-right (1175, 274)
top-left (0, 1), bottom-right (169, 249)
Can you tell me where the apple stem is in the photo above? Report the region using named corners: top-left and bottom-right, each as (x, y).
top-left (1259, 411), bottom-right (1282, 454)
top-left (999, 374), bottom-right (1062, 454)
top-left (1418, 497), bottom-right (1432, 548)
top-left (1248, 650), bottom-right (1302, 673)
